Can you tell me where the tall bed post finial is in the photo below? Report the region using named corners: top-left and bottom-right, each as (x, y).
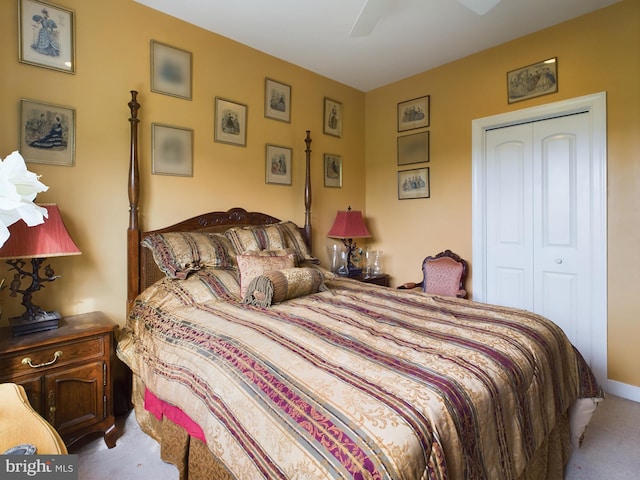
top-left (127, 91), bottom-right (141, 313)
top-left (304, 131), bottom-right (312, 251)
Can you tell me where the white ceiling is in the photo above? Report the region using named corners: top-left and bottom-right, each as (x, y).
top-left (134, 0), bottom-right (619, 92)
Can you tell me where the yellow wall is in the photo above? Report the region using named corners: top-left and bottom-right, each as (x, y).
top-left (1, 0), bottom-right (638, 390)
top-left (365, 0), bottom-right (640, 388)
top-left (0, 0), bottom-right (365, 324)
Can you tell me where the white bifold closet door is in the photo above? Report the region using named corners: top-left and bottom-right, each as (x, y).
top-left (484, 112), bottom-right (593, 362)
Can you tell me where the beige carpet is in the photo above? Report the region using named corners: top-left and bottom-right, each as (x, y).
top-left (71, 394), bottom-right (640, 479)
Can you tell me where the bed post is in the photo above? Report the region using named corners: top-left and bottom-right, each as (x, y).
top-left (127, 91), bottom-right (141, 314)
top-left (304, 131), bottom-right (312, 251)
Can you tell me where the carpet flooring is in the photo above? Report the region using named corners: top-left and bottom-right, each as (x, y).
top-left (71, 394), bottom-right (640, 479)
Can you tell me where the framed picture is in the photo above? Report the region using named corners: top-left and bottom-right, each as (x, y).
top-left (507, 57), bottom-right (558, 103)
top-left (20, 98), bottom-right (75, 166)
top-left (397, 95), bottom-right (430, 132)
top-left (265, 144), bottom-right (292, 185)
top-left (152, 123), bottom-right (193, 177)
top-left (324, 154), bottom-right (342, 188)
top-left (398, 167), bottom-right (430, 200)
top-left (323, 97), bottom-right (342, 137)
top-left (150, 40), bottom-right (192, 100)
top-left (214, 97), bottom-right (247, 147)
top-left (398, 131), bottom-right (429, 166)
top-left (264, 78), bottom-right (291, 123)
top-left (18, 0), bottom-right (75, 74)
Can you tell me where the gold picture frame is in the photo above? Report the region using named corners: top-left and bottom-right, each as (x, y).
top-left (397, 95), bottom-right (430, 132)
top-left (20, 98), bottom-right (75, 166)
top-left (324, 154), bottom-right (342, 188)
top-left (214, 97), bottom-right (247, 147)
top-left (266, 144), bottom-right (292, 185)
top-left (264, 78), bottom-right (291, 123)
top-left (151, 40), bottom-right (192, 100)
top-left (507, 57), bottom-right (558, 103)
top-left (152, 123), bottom-right (194, 177)
top-left (323, 97), bottom-right (342, 138)
top-left (19, 0), bottom-right (75, 74)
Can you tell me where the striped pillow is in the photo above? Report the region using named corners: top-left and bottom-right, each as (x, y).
top-left (224, 225), bottom-right (286, 254)
top-left (141, 232), bottom-right (235, 279)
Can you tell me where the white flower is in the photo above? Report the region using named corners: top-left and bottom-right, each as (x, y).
top-left (0, 151), bottom-right (49, 248)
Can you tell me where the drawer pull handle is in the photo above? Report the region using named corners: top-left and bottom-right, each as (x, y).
top-left (22, 351), bottom-right (63, 368)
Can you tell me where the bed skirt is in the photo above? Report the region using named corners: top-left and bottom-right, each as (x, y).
top-left (131, 374), bottom-right (574, 480)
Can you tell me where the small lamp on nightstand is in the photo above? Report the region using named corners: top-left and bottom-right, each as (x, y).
top-left (327, 206), bottom-right (371, 277)
top-left (0, 204), bottom-right (81, 336)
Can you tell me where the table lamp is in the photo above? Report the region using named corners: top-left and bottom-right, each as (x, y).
top-left (0, 204), bottom-right (81, 336)
top-left (327, 206), bottom-right (371, 277)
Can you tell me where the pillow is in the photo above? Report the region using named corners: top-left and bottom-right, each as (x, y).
top-left (271, 221), bottom-right (319, 265)
top-left (225, 225), bottom-right (286, 254)
top-left (237, 252), bottom-right (296, 297)
top-left (242, 267), bottom-right (327, 307)
top-left (141, 232), bottom-right (235, 279)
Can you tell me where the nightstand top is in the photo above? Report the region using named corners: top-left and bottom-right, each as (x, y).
top-left (0, 311), bottom-right (117, 353)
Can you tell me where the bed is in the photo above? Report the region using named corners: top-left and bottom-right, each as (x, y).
top-left (117, 91), bottom-right (603, 480)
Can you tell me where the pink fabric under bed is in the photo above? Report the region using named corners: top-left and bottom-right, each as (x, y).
top-left (144, 388), bottom-right (206, 443)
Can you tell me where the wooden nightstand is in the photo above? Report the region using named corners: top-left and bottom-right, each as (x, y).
top-left (352, 273), bottom-right (390, 287)
top-left (0, 311), bottom-right (118, 449)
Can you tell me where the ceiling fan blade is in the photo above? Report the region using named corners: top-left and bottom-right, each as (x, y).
top-left (349, 0), bottom-right (391, 38)
top-left (457, 0), bottom-right (501, 15)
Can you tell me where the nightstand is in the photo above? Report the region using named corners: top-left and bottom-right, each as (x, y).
top-left (352, 273), bottom-right (390, 287)
top-left (0, 311), bottom-right (118, 449)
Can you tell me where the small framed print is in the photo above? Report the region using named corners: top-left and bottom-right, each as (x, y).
top-left (20, 98), bottom-right (75, 166)
top-left (398, 95), bottom-right (430, 132)
top-left (214, 97), bottom-right (247, 147)
top-left (398, 131), bottom-right (429, 166)
top-left (323, 97), bottom-right (342, 137)
top-left (398, 167), bottom-right (430, 200)
top-left (19, 0), bottom-right (75, 74)
top-left (324, 154), bottom-right (342, 188)
top-left (264, 78), bottom-right (291, 123)
top-left (507, 57), bottom-right (558, 103)
top-left (266, 144), bottom-right (292, 185)
top-left (152, 123), bottom-right (193, 177)
top-left (151, 40), bottom-right (192, 100)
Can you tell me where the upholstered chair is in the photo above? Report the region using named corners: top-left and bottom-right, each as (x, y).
top-left (398, 250), bottom-right (467, 298)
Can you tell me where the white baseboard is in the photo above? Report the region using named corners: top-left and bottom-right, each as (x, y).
top-left (605, 379), bottom-right (640, 403)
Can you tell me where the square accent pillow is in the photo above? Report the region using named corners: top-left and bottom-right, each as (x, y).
top-left (242, 267), bottom-right (327, 307)
top-left (237, 251), bottom-right (296, 297)
top-left (141, 232), bottom-right (235, 279)
top-left (225, 225), bottom-right (286, 254)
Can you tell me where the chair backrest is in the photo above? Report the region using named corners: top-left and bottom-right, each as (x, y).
top-left (422, 250), bottom-right (467, 298)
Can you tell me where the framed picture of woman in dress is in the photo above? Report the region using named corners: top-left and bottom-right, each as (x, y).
top-left (214, 97), bottom-right (247, 147)
top-left (19, 0), bottom-right (75, 74)
top-left (20, 99), bottom-right (75, 166)
top-left (323, 98), bottom-right (342, 138)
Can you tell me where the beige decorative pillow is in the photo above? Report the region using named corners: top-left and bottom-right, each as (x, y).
top-left (242, 267), bottom-right (327, 307)
top-left (225, 225), bottom-right (286, 254)
top-left (237, 252), bottom-right (296, 297)
top-left (141, 232), bottom-right (235, 279)
top-left (271, 221), bottom-right (319, 265)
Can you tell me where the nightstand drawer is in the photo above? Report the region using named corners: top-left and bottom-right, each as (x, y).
top-left (0, 336), bottom-right (105, 378)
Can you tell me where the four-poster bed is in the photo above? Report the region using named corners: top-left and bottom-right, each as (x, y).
top-left (118, 91), bottom-right (602, 480)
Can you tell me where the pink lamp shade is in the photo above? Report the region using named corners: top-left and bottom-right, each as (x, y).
top-left (0, 204), bottom-right (81, 260)
top-left (327, 208), bottom-right (371, 240)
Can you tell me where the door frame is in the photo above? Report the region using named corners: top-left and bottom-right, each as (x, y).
top-left (471, 92), bottom-right (607, 385)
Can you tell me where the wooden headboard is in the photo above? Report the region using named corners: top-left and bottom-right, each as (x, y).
top-left (126, 91), bottom-right (313, 314)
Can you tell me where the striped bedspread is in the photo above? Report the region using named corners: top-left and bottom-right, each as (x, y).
top-left (117, 269), bottom-right (601, 480)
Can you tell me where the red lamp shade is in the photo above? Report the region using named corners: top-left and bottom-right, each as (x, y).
top-left (327, 208), bottom-right (371, 240)
top-left (0, 204), bottom-right (81, 260)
